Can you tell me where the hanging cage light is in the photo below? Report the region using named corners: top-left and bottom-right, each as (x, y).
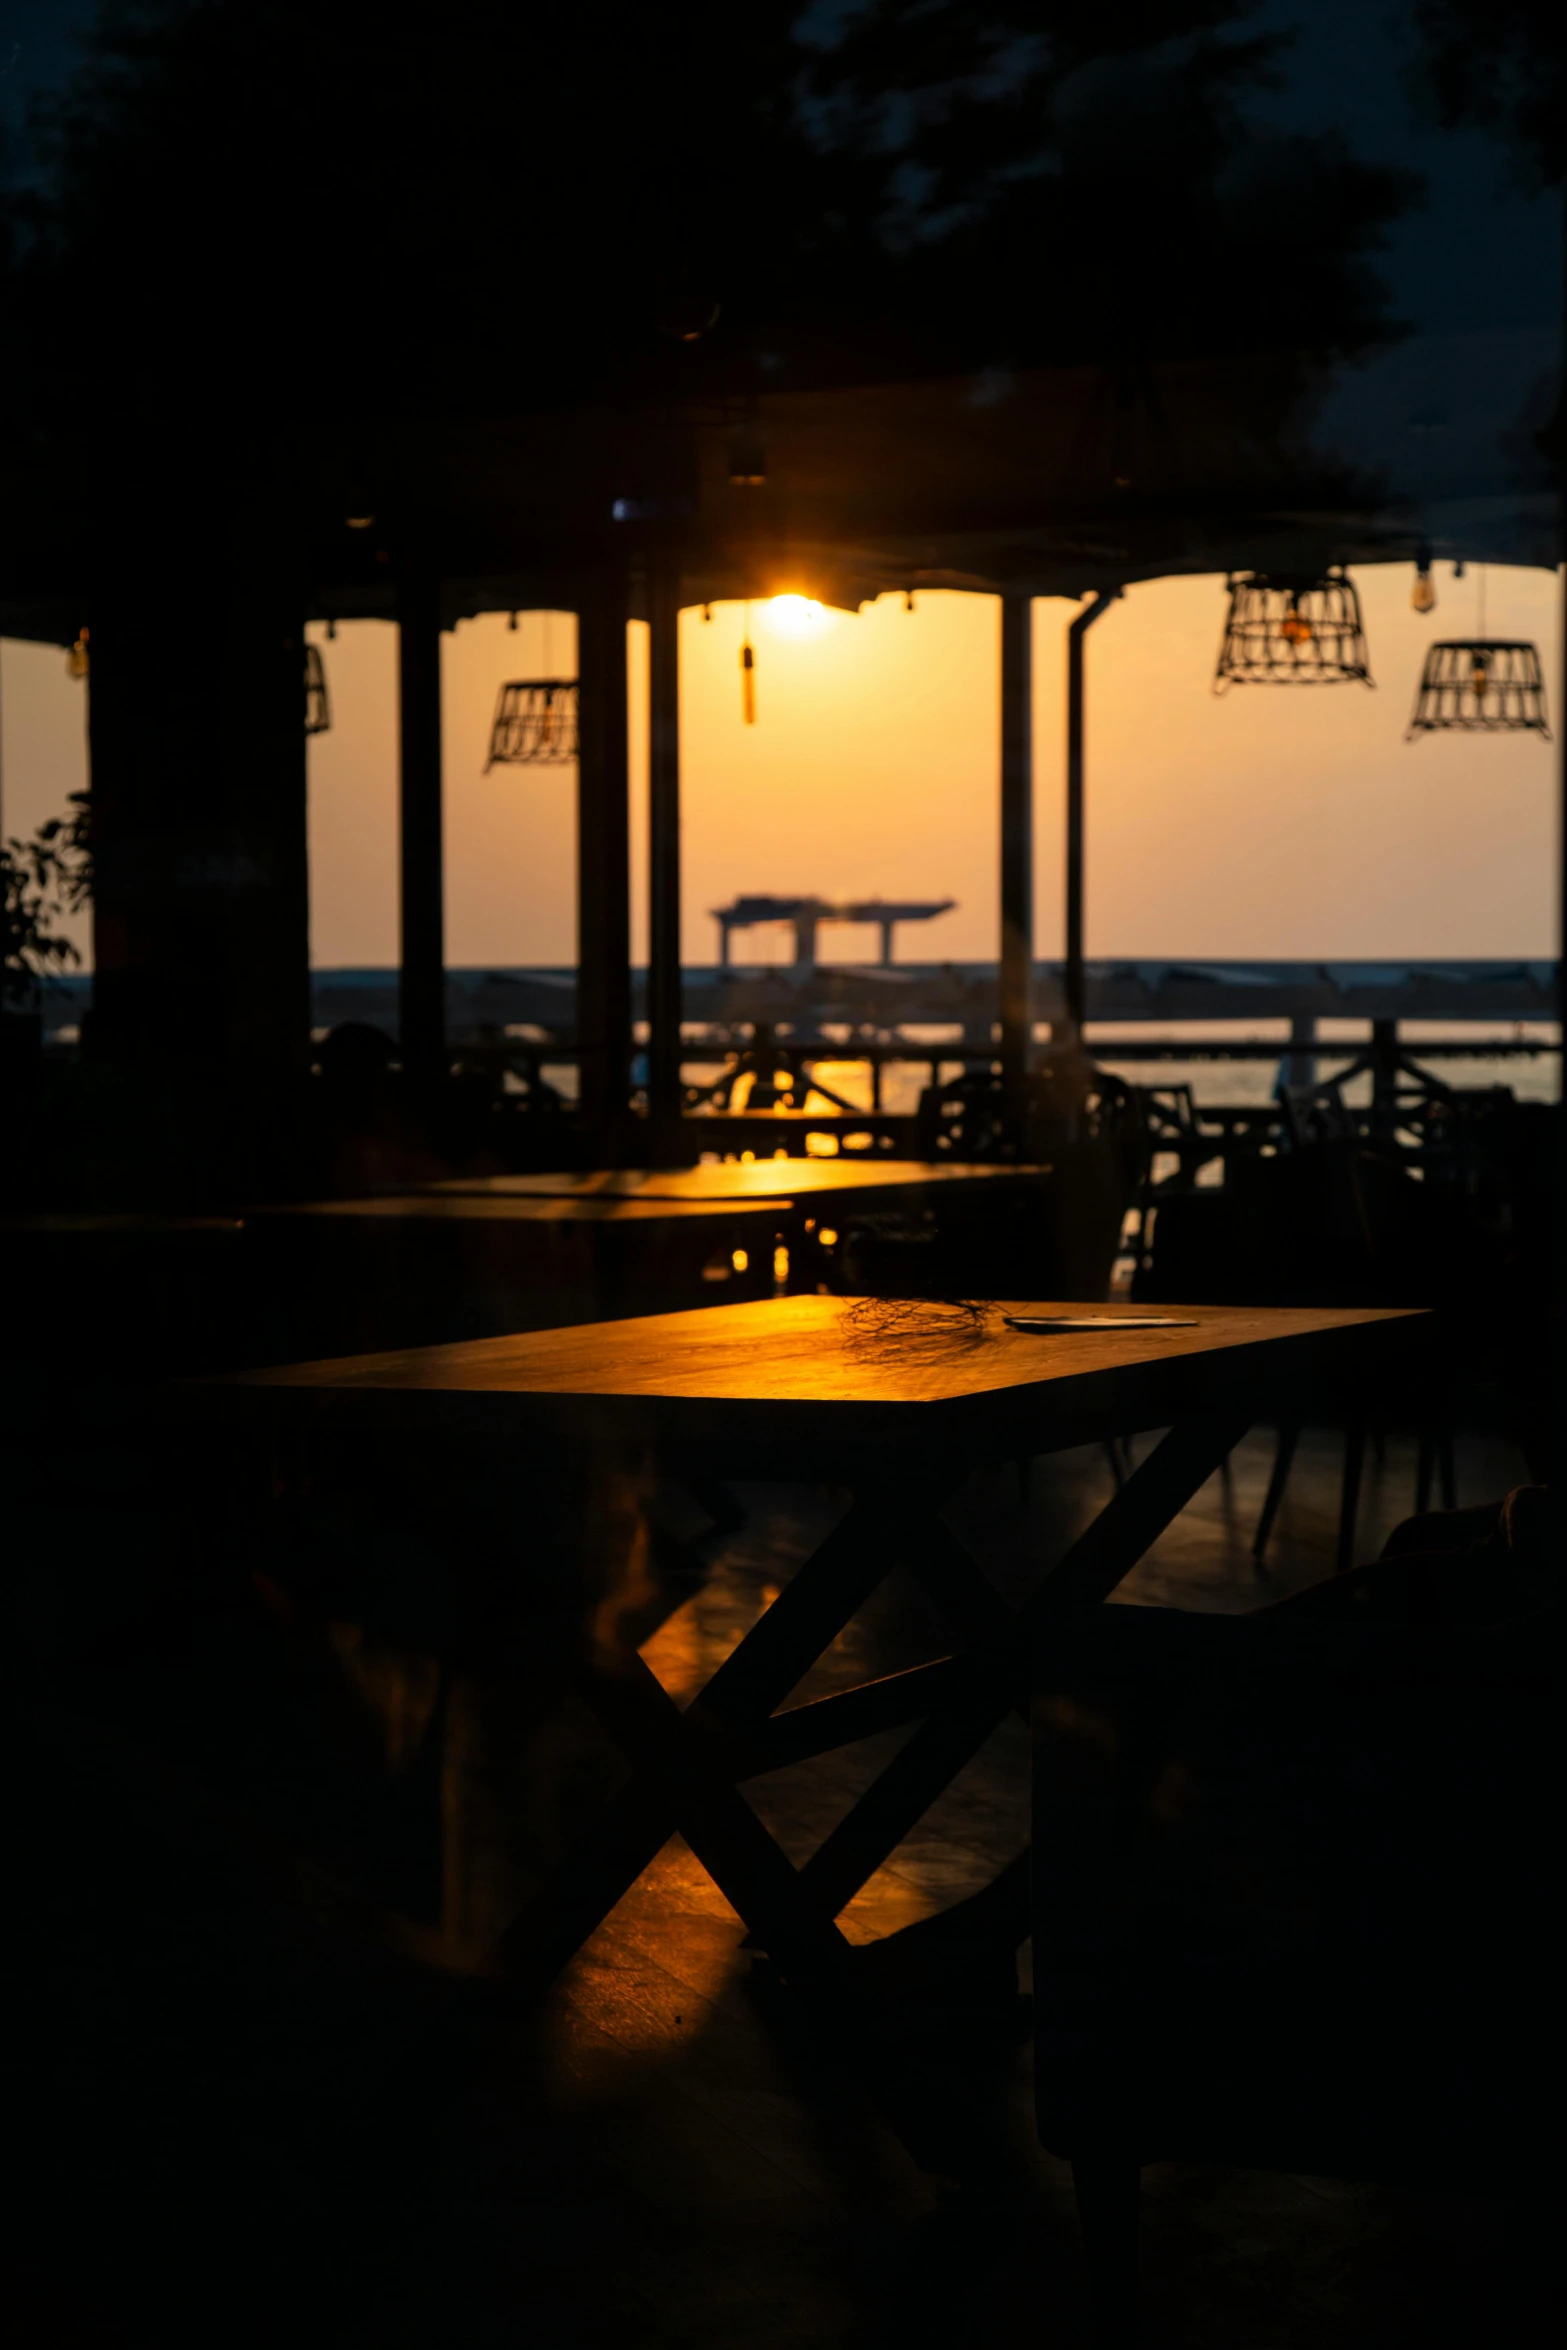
top-left (1214, 568), bottom-right (1373, 691)
top-left (304, 641), bottom-right (330, 734)
top-left (1406, 640), bottom-right (1550, 740)
top-left (485, 678), bottom-right (580, 767)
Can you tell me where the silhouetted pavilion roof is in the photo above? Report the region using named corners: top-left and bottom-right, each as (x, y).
top-left (0, 333), bottom-right (1554, 645)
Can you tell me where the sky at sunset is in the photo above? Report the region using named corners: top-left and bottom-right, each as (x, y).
top-left (2, 563), bottom-right (1559, 976)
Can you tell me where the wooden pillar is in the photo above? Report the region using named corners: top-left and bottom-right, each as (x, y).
top-left (999, 593), bottom-right (1034, 1082)
top-left (1065, 590), bottom-right (1118, 1049)
top-left (397, 563), bottom-right (445, 1080)
top-left (1282, 1014), bottom-right (1318, 1092)
top-left (84, 429), bottom-right (309, 1200)
top-left (1369, 1017), bottom-right (1399, 1143)
top-left (647, 559), bottom-right (683, 1128)
top-left (576, 564), bottom-right (632, 1144)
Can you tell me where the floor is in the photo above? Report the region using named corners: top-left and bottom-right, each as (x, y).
top-left (11, 1415), bottom-right (1556, 2348)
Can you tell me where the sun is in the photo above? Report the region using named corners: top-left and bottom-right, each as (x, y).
top-left (766, 594), bottom-right (835, 643)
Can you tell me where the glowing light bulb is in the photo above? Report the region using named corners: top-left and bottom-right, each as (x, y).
top-left (1280, 602), bottom-right (1313, 647)
top-left (1411, 568), bottom-right (1437, 614)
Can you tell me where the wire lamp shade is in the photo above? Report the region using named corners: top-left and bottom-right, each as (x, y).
top-left (1406, 640), bottom-right (1550, 739)
top-left (1214, 569), bottom-right (1372, 690)
top-left (485, 679), bottom-right (580, 767)
top-left (304, 642), bottom-right (331, 734)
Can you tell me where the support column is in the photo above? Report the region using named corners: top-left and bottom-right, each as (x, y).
top-left (1281, 1014), bottom-right (1318, 1092)
top-left (1065, 590), bottom-right (1118, 1051)
top-left (85, 426), bottom-right (310, 1202)
top-left (999, 593), bottom-right (1033, 1083)
top-left (397, 563), bottom-right (445, 1081)
top-left (576, 564), bottom-right (632, 1145)
top-left (647, 560), bottom-right (683, 1129)
top-left (1369, 1017), bottom-right (1399, 1143)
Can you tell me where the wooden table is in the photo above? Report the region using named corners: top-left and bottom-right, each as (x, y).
top-left (412, 1159), bottom-right (1048, 1203)
top-left (245, 1191), bottom-right (792, 1356)
top-left (408, 1160), bottom-right (1056, 1297)
top-left (196, 1294), bottom-right (1429, 1992)
top-left (2, 1210), bottom-right (251, 1380)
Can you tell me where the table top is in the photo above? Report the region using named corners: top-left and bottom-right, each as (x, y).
top-left (250, 1194), bottom-right (785, 1225)
top-left (195, 1295), bottom-right (1429, 1466)
top-left (411, 1160), bottom-right (1049, 1204)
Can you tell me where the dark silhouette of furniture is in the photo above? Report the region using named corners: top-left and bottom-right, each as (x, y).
top-left (1136, 1138), bottom-right (1476, 1562)
top-left (881, 1061), bottom-right (1149, 1299)
top-left (411, 1156), bottom-right (1051, 1302)
top-left (1033, 1586), bottom-right (1561, 2345)
top-left (184, 1297), bottom-right (1427, 1985)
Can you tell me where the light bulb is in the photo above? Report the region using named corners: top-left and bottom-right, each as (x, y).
top-left (1411, 569), bottom-right (1437, 614)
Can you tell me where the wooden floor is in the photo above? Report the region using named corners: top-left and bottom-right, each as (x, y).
top-left (12, 1418), bottom-right (1557, 2347)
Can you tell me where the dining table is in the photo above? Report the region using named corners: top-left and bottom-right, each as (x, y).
top-left (243, 1189), bottom-right (794, 1357)
top-left (408, 1159), bottom-right (1050, 1203)
top-left (185, 1292), bottom-right (1432, 1995)
top-left (405, 1157), bottom-right (1057, 1298)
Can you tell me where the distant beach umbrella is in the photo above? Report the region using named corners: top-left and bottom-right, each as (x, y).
top-left (1214, 569), bottom-right (1373, 690)
top-left (1406, 640), bottom-right (1550, 739)
top-left (304, 642), bottom-right (331, 735)
top-left (485, 679), bottom-right (580, 767)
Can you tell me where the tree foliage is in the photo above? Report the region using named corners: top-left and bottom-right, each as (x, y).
top-left (5, 0), bottom-right (1416, 428)
top-left (1, 792), bottom-right (92, 1006)
top-left (1412, 0), bottom-right (1564, 188)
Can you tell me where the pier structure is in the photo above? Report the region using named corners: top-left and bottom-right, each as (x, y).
top-left (710, 894), bottom-right (956, 973)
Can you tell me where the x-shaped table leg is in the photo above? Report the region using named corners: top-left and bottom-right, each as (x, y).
top-left (495, 1413), bottom-right (1250, 1991)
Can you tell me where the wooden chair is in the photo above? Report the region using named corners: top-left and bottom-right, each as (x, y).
top-left (1032, 1569), bottom-right (1562, 2344)
top-left (1135, 1139), bottom-right (1471, 1561)
top-left (850, 1060), bottom-right (1151, 1301)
